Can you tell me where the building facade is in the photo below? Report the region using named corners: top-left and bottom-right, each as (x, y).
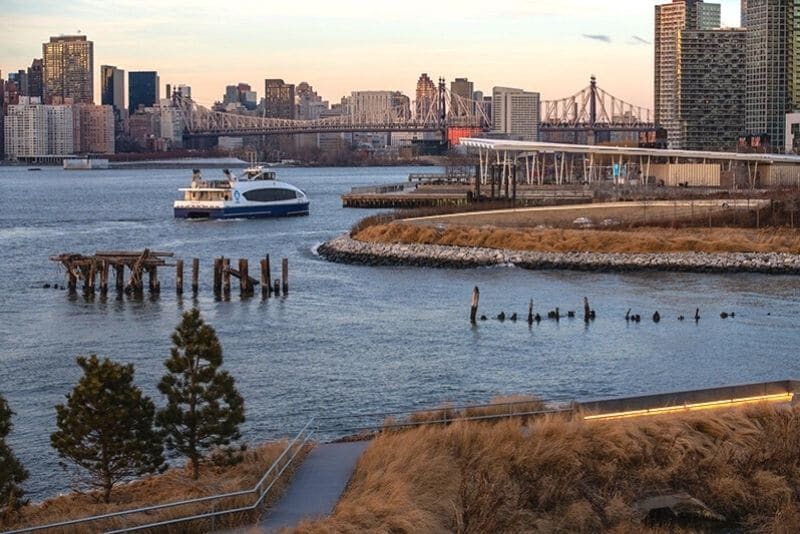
top-left (129, 71), bottom-right (159, 114)
top-left (73, 104), bottom-right (115, 154)
top-left (676, 28), bottom-right (747, 150)
top-left (264, 79), bottom-right (296, 119)
top-left (415, 73), bottom-right (437, 122)
top-left (4, 98), bottom-right (74, 158)
top-left (43, 35), bottom-right (93, 104)
top-left (655, 0), bottom-right (721, 148)
top-left (27, 59), bottom-right (44, 101)
top-left (450, 77), bottom-right (474, 117)
top-left (492, 87), bottom-right (540, 141)
top-left (101, 65), bottom-right (125, 113)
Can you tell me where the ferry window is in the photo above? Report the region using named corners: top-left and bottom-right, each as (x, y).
top-left (243, 188), bottom-right (298, 202)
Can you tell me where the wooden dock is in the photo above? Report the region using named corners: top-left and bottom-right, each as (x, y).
top-left (49, 250), bottom-right (290, 299)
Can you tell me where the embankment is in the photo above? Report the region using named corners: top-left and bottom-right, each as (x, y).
top-left (317, 235), bottom-right (800, 274)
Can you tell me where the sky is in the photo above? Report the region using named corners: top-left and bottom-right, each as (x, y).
top-left (0, 0), bottom-right (743, 109)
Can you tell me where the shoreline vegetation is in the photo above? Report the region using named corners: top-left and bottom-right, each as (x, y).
top-left (293, 403), bottom-right (800, 533)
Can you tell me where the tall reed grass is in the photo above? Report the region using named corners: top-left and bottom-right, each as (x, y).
top-left (293, 405), bottom-right (800, 533)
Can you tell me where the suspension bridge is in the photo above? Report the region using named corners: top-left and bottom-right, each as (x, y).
top-left (174, 77), bottom-right (654, 142)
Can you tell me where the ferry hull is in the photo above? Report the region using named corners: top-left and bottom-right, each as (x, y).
top-left (174, 201), bottom-right (310, 219)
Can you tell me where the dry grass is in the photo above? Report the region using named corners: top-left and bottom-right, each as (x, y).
top-left (2, 441), bottom-right (308, 533)
top-left (291, 404), bottom-right (800, 533)
top-left (356, 222), bottom-right (800, 254)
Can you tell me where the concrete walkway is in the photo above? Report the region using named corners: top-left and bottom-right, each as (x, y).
top-left (258, 441), bottom-right (370, 532)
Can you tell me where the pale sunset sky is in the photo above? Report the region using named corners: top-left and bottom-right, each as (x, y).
top-left (0, 0), bottom-right (742, 108)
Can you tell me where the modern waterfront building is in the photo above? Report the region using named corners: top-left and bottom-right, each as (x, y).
top-left (128, 71), bottom-right (159, 114)
top-left (72, 104), bottom-right (114, 154)
top-left (415, 73), bottom-right (437, 122)
top-left (43, 35), bottom-right (94, 104)
top-left (676, 28), bottom-right (747, 150)
top-left (3, 97), bottom-right (74, 159)
top-left (745, 0), bottom-right (800, 152)
top-left (101, 65), bottom-right (125, 113)
top-left (655, 0), bottom-right (721, 148)
top-left (264, 79), bottom-right (296, 119)
top-left (492, 87), bottom-right (540, 141)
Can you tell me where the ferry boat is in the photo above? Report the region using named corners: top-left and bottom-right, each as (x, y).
top-left (173, 167), bottom-right (309, 219)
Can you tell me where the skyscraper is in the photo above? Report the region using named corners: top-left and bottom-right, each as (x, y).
top-left (654, 0), bottom-right (721, 147)
top-left (27, 59), bottom-right (43, 101)
top-left (42, 35), bottom-right (94, 104)
top-left (745, 0), bottom-right (800, 150)
top-left (101, 65), bottom-right (125, 113)
top-left (676, 28), bottom-right (747, 150)
top-left (450, 77), bottom-right (474, 117)
top-left (415, 73), bottom-right (437, 122)
top-left (264, 79), bottom-right (296, 119)
top-left (742, 0), bottom-right (748, 26)
top-left (128, 71), bottom-right (159, 114)
top-left (492, 87), bottom-right (540, 141)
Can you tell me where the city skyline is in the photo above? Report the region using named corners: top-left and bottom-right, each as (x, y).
top-left (1, 0), bottom-right (743, 108)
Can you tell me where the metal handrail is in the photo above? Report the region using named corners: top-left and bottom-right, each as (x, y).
top-left (3, 418), bottom-right (316, 534)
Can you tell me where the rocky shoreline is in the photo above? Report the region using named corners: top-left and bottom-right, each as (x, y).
top-left (317, 235), bottom-right (800, 274)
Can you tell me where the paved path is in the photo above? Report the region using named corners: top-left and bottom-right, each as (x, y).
top-left (258, 441), bottom-right (370, 532)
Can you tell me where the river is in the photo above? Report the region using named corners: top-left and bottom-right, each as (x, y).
top-left (1, 165), bottom-right (798, 500)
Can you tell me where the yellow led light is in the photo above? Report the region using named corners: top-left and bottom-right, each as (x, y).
top-left (583, 393), bottom-right (794, 421)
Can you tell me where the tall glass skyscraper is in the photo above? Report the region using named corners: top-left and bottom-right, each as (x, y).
top-left (101, 65), bottom-right (125, 113)
top-left (42, 35), bottom-right (93, 104)
top-left (128, 71), bottom-right (159, 114)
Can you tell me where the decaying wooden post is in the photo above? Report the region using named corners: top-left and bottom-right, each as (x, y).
top-left (176, 260), bottom-right (184, 294)
top-left (100, 261), bottom-right (109, 295)
top-left (584, 297), bottom-right (591, 323)
top-left (115, 265), bottom-right (124, 292)
top-left (470, 286), bottom-right (480, 324)
top-left (281, 258), bottom-right (289, 295)
top-left (213, 258), bottom-right (222, 294)
top-left (149, 266), bottom-right (160, 294)
top-left (192, 258), bottom-right (199, 295)
top-left (260, 258), bottom-right (269, 297)
top-left (68, 269), bottom-right (78, 291)
top-left (265, 255), bottom-right (272, 295)
top-left (239, 258), bottom-right (250, 296)
top-left (528, 299), bottom-right (534, 326)
top-left (273, 278), bottom-right (281, 296)
top-left (222, 258), bottom-right (231, 295)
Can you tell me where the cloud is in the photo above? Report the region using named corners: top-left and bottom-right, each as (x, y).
top-left (631, 35), bottom-right (651, 45)
top-left (582, 34), bottom-right (611, 43)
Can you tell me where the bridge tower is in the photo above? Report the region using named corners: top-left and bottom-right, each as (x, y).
top-left (438, 77), bottom-right (448, 144)
top-left (589, 75), bottom-right (597, 126)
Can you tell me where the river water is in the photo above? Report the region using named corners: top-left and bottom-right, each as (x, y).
top-left (1, 165), bottom-right (799, 500)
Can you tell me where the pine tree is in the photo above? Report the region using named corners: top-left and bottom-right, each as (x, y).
top-left (157, 309), bottom-right (245, 480)
top-left (0, 394), bottom-right (28, 522)
top-left (50, 356), bottom-right (165, 503)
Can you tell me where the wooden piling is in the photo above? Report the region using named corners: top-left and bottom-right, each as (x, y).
top-left (192, 258), bottom-right (199, 294)
top-left (176, 260), bottom-right (184, 294)
top-left (115, 265), bottom-right (124, 292)
top-left (68, 270), bottom-right (77, 291)
top-left (213, 258), bottom-right (222, 294)
top-left (239, 258), bottom-right (250, 296)
top-left (583, 297), bottom-right (591, 323)
top-left (273, 278), bottom-right (281, 296)
top-left (260, 258), bottom-right (269, 297)
top-left (222, 258), bottom-right (231, 295)
top-left (469, 286), bottom-right (480, 324)
top-left (100, 261), bottom-right (109, 294)
top-left (85, 262), bottom-right (97, 293)
top-left (281, 258), bottom-right (289, 295)
top-left (528, 299), bottom-right (534, 326)
top-left (265, 255), bottom-right (272, 295)
top-left (149, 267), bottom-right (160, 293)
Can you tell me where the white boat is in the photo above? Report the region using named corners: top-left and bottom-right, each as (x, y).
top-left (173, 167), bottom-right (310, 219)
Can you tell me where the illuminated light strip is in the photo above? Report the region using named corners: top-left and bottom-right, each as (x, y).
top-left (583, 393), bottom-right (794, 421)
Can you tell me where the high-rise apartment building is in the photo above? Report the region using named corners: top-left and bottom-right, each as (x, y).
top-left (4, 98), bottom-right (74, 158)
top-left (415, 73), bottom-right (437, 122)
top-left (492, 87), bottom-right (540, 141)
top-left (349, 91), bottom-right (410, 121)
top-left (73, 104), bottom-right (115, 154)
top-left (655, 0), bottom-right (721, 147)
top-left (745, 0), bottom-right (800, 151)
top-left (43, 35), bottom-right (93, 104)
top-left (101, 65), bottom-right (125, 113)
top-left (128, 71), bottom-right (159, 114)
top-left (264, 79), bottom-right (296, 119)
top-left (742, 0), bottom-right (748, 25)
top-left (450, 77), bottom-right (474, 116)
top-left (677, 28), bottom-right (747, 150)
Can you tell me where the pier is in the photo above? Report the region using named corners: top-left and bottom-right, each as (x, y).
top-left (49, 249), bottom-right (290, 299)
